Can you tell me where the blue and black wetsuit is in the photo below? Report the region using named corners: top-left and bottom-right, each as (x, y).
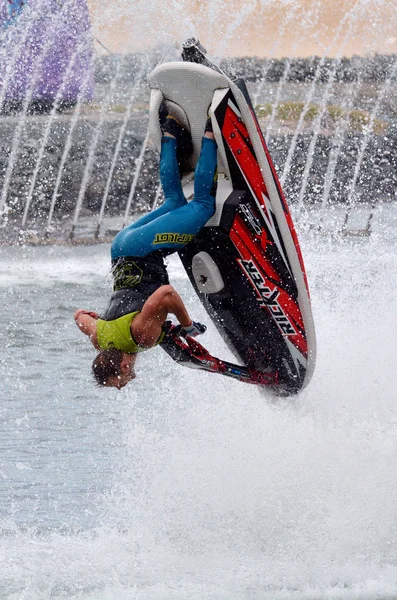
top-left (101, 134), bottom-right (218, 322)
top-left (111, 135), bottom-right (217, 259)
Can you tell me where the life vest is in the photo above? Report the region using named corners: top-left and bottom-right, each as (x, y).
top-left (96, 311), bottom-right (166, 353)
top-left (97, 254), bottom-right (169, 354)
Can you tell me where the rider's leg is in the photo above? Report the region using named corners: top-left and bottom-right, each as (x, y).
top-left (111, 136), bottom-right (186, 259)
top-left (111, 136), bottom-right (217, 259)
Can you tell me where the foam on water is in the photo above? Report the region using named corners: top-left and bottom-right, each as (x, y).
top-left (0, 245), bottom-right (109, 288)
top-left (0, 230), bottom-right (396, 599)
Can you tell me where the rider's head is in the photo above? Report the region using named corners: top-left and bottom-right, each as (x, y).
top-left (92, 349), bottom-right (136, 390)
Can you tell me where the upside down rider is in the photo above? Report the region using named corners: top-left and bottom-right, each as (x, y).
top-left (74, 110), bottom-right (218, 389)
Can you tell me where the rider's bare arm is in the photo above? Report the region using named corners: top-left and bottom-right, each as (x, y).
top-left (74, 309), bottom-right (100, 350)
top-left (131, 285), bottom-right (192, 348)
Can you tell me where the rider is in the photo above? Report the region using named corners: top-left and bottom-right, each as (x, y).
top-left (74, 109), bottom-right (217, 389)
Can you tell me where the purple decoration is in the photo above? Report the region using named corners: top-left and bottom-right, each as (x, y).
top-left (0, 0), bottom-right (94, 107)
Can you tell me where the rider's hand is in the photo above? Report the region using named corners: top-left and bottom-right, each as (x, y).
top-left (87, 311), bottom-right (100, 319)
top-left (75, 309), bottom-right (99, 320)
top-left (180, 321), bottom-right (207, 338)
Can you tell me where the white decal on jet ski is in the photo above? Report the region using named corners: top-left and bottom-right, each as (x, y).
top-left (238, 259), bottom-right (296, 337)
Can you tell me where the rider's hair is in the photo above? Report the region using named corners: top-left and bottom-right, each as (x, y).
top-left (92, 348), bottom-right (123, 386)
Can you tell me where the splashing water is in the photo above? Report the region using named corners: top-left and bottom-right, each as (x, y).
top-left (0, 224), bottom-right (397, 598)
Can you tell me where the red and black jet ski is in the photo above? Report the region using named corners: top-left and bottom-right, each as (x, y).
top-left (151, 39), bottom-right (316, 396)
